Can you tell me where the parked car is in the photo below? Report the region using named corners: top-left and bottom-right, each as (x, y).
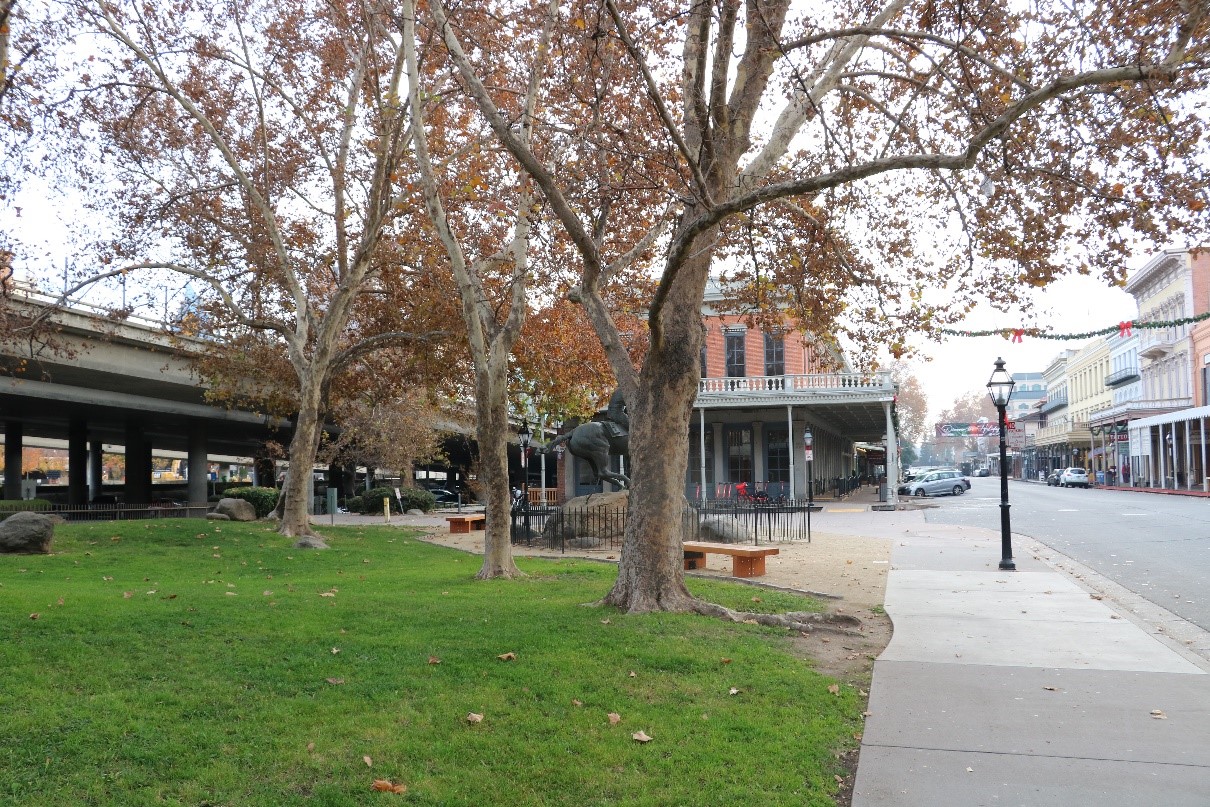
top-left (975, 467), bottom-right (990, 477)
top-left (898, 466), bottom-right (944, 495)
top-left (1059, 467), bottom-right (1090, 488)
top-left (429, 488), bottom-right (461, 504)
top-left (907, 469), bottom-right (971, 497)
top-left (1046, 470), bottom-right (1062, 486)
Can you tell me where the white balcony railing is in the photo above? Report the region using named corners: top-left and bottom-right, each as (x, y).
top-left (698, 371), bottom-right (894, 396)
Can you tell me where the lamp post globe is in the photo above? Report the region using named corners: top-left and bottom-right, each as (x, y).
top-left (986, 358), bottom-right (1016, 571)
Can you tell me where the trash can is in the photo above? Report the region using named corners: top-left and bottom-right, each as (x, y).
top-left (1096, 472), bottom-right (1105, 486)
top-left (878, 483), bottom-right (887, 502)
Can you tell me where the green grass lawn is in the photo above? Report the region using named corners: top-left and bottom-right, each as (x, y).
top-left (1, 520), bottom-right (864, 806)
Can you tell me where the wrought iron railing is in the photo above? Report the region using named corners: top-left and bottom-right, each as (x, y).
top-left (509, 502), bottom-right (815, 552)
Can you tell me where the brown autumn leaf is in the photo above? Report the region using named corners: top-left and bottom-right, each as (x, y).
top-left (372, 779), bottom-right (407, 794)
top-left (631, 730), bottom-right (652, 743)
top-left (572, 699), bottom-right (583, 707)
top-left (497, 652), bottom-right (517, 661)
top-left (1150, 709), bottom-right (1167, 719)
top-left (56, 597), bottom-right (64, 606)
top-left (628, 671), bottom-right (636, 678)
top-left (728, 687), bottom-right (740, 695)
top-left (326, 678), bottom-right (345, 685)
top-left (827, 684), bottom-right (841, 695)
top-left (29, 613), bottom-right (40, 620)
top-left (122, 591), bottom-right (133, 599)
top-left (720, 658), bottom-right (732, 664)
top-left (319, 591), bottom-right (336, 598)
top-left (363, 755), bottom-right (373, 767)
top-left (751, 596), bottom-right (761, 602)
top-left (306, 742), bottom-right (315, 752)
top-left (331, 647), bottom-right (341, 655)
top-left (427, 656), bottom-right (441, 665)
top-left (607, 712), bottom-right (622, 725)
top-left (467, 712), bottom-right (484, 724)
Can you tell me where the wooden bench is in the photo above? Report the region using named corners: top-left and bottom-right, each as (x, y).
top-left (446, 514), bottom-right (487, 534)
top-left (682, 541), bottom-right (779, 578)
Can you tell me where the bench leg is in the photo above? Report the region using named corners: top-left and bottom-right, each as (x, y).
top-left (684, 551), bottom-right (706, 571)
top-left (732, 555), bottom-right (766, 578)
top-left (449, 521), bottom-right (470, 534)
top-left (472, 519), bottom-right (486, 531)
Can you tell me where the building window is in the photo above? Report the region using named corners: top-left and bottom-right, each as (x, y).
top-left (764, 333), bottom-right (785, 376)
top-left (766, 428), bottom-right (790, 482)
top-left (725, 332), bottom-right (746, 377)
top-left (725, 426), bottom-right (753, 483)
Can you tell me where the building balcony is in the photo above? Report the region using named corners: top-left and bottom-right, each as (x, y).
top-left (1104, 366), bottom-right (1141, 387)
top-left (1038, 390), bottom-right (1068, 415)
top-left (696, 371), bottom-right (895, 408)
top-left (1138, 333), bottom-right (1177, 360)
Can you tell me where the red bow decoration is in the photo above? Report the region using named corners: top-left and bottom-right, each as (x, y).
top-left (1118, 320), bottom-right (1133, 337)
top-left (1011, 328), bottom-right (1024, 343)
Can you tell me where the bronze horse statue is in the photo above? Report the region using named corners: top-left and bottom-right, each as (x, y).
top-left (540, 389), bottom-right (630, 488)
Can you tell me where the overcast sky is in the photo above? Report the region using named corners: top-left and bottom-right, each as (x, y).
top-left (904, 271), bottom-right (1139, 422)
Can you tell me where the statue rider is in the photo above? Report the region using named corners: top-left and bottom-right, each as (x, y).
top-left (602, 388), bottom-right (628, 440)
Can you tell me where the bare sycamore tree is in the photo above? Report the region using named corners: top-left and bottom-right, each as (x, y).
top-left (424, 0), bottom-right (1208, 613)
top-left (47, 0), bottom-right (443, 544)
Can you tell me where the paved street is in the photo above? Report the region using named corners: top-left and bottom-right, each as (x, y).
top-left (917, 477), bottom-right (1210, 632)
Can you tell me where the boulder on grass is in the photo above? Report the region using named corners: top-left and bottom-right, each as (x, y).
top-left (696, 515), bottom-right (756, 544)
top-left (213, 497), bottom-right (256, 522)
top-left (205, 512), bottom-right (231, 521)
top-left (0, 511), bottom-right (54, 554)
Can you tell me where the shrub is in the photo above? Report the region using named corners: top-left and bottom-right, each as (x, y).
top-left (344, 495), bottom-right (363, 514)
top-left (396, 487), bottom-right (436, 513)
top-left (0, 499), bottom-right (52, 521)
top-left (220, 486), bottom-right (279, 518)
top-left (360, 487), bottom-right (398, 514)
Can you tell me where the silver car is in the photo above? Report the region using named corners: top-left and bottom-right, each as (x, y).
top-left (908, 469), bottom-right (971, 497)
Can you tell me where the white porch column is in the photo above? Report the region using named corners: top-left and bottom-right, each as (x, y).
top-left (786, 405), bottom-right (795, 500)
top-left (1202, 418), bottom-right (1208, 492)
top-left (1185, 419), bottom-right (1192, 490)
top-left (883, 401), bottom-right (899, 507)
top-left (698, 408), bottom-right (708, 504)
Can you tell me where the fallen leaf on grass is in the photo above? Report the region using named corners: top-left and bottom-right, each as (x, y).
top-left (306, 742), bottom-right (316, 752)
top-left (600, 618), bottom-right (611, 624)
top-left (720, 658), bottom-right (732, 664)
top-left (56, 597), bottom-right (64, 606)
top-left (497, 652), bottom-right (517, 661)
top-left (572, 699), bottom-right (583, 707)
top-left (751, 596), bottom-right (762, 603)
top-left (728, 687), bottom-right (740, 696)
top-left (827, 684), bottom-right (840, 695)
top-left (631, 731), bottom-right (652, 743)
top-left (29, 613), bottom-right (39, 620)
top-left (331, 647), bottom-right (341, 655)
top-left (467, 712), bottom-right (484, 724)
top-left (319, 592), bottom-right (337, 598)
top-left (608, 712), bottom-right (622, 725)
top-left (372, 779), bottom-right (407, 794)
top-left (427, 656), bottom-right (441, 665)
top-left (122, 591), bottom-right (133, 599)
top-left (628, 671), bottom-right (636, 678)
top-left (326, 678), bottom-right (345, 685)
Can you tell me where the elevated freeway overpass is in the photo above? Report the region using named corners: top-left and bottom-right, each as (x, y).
top-left (1, 289), bottom-right (293, 505)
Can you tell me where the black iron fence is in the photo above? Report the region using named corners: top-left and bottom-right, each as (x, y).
top-left (511, 501), bottom-right (816, 552)
top-left (2, 502), bottom-right (212, 522)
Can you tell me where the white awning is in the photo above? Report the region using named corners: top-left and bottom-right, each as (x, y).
top-left (1129, 405), bottom-right (1210, 429)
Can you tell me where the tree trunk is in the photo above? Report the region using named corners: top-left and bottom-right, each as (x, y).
top-left (474, 354), bottom-right (523, 579)
top-left (278, 374), bottom-right (328, 547)
top-left (603, 247), bottom-right (712, 611)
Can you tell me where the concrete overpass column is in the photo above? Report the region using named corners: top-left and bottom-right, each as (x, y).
top-left (88, 440), bottom-right (104, 501)
top-left (187, 423), bottom-right (208, 504)
top-left (124, 420), bottom-right (153, 504)
top-left (4, 421), bottom-right (22, 500)
top-left (68, 418), bottom-right (88, 506)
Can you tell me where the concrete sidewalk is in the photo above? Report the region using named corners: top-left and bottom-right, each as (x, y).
top-left (852, 524), bottom-right (1210, 806)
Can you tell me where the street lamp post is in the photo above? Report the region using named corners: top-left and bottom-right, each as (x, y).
top-left (803, 426), bottom-right (814, 544)
top-left (517, 420), bottom-right (531, 538)
top-left (987, 357), bottom-right (1016, 571)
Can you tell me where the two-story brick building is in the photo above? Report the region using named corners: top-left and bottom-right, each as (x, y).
top-left (561, 279), bottom-right (901, 503)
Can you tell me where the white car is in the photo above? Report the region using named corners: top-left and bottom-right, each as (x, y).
top-left (1059, 467), bottom-right (1089, 488)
